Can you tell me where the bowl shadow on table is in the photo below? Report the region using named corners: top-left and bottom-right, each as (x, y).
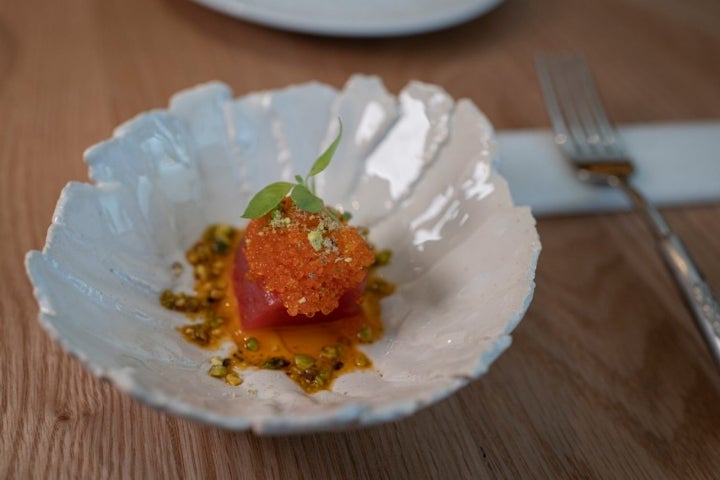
top-left (158, 0), bottom-right (533, 88)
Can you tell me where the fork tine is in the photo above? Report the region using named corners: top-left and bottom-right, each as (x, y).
top-left (535, 55), bottom-right (578, 156)
top-left (553, 56), bottom-right (598, 157)
top-left (574, 57), bottom-right (622, 152)
top-left (536, 54), bottom-right (625, 159)
top-left (537, 54), bottom-right (595, 157)
top-left (564, 57), bottom-right (603, 148)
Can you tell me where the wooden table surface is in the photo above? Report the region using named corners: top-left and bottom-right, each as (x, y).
top-left (2, 0), bottom-right (720, 478)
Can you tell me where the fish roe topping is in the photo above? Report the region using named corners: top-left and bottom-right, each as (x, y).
top-left (243, 198), bottom-right (375, 316)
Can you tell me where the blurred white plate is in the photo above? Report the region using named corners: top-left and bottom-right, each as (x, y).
top-left (26, 75), bottom-right (539, 434)
top-left (191, 0), bottom-right (504, 37)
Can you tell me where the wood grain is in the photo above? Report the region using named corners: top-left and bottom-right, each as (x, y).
top-left (2, 0), bottom-right (720, 478)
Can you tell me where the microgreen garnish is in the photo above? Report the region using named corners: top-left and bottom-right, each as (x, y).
top-left (242, 120), bottom-right (343, 219)
top-left (240, 182), bottom-right (294, 219)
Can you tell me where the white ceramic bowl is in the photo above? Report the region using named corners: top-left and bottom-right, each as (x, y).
top-left (26, 76), bottom-right (540, 434)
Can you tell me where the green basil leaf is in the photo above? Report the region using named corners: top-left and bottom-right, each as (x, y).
top-left (294, 174), bottom-right (305, 185)
top-left (307, 119), bottom-right (343, 178)
top-left (291, 183), bottom-right (324, 213)
top-left (241, 182), bottom-right (294, 218)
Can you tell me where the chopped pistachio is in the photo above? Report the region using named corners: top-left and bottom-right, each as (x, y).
top-left (374, 249), bottom-right (392, 266)
top-left (269, 209), bottom-right (287, 228)
top-left (194, 264), bottom-right (208, 281)
top-left (210, 356), bottom-right (223, 366)
top-left (209, 316), bottom-right (224, 328)
top-left (214, 224), bottom-right (235, 243)
top-left (307, 230), bottom-right (323, 251)
top-left (366, 277), bottom-right (396, 296)
top-left (171, 261), bottom-right (184, 277)
top-left (225, 372), bottom-right (242, 386)
top-left (355, 353), bottom-right (369, 368)
top-left (210, 264), bottom-right (224, 277)
top-left (160, 290), bottom-right (175, 308)
top-left (294, 354), bottom-right (316, 371)
top-left (183, 323), bottom-right (210, 345)
top-left (316, 369), bottom-right (332, 383)
top-left (185, 297), bottom-right (200, 312)
top-left (213, 240), bottom-right (229, 255)
top-left (357, 325), bottom-right (373, 343)
top-left (262, 357), bottom-right (289, 370)
top-left (245, 337), bottom-right (259, 351)
top-left (209, 365), bottom-right (227, 377)
top-left (319, 345), bottom-right (340, 360)
top-left (322, 237), bottom-right (337, 252)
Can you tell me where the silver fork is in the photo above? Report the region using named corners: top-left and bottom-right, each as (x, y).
top-left (535, 53), bottom-right (720, 368)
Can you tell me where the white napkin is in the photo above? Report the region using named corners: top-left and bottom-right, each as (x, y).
top-left (495, 122), bottom-right (720, 216)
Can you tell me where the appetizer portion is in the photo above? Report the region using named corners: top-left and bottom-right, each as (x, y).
top-left (236, 197), bottom-right (374, 329)
top-left (160, 121), bottom-right (395, 393)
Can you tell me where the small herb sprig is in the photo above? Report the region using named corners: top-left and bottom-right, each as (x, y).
top-left (241, 120), bottom-right (343, 219)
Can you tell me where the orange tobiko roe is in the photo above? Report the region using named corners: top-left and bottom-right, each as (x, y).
top-left (240, 198), bottom-right (375, 319)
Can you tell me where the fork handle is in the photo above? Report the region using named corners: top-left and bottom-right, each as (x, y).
top-left (616, 177), bottom-right (720, 367)
top-left (659, 235), bottom-right (720, 364)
